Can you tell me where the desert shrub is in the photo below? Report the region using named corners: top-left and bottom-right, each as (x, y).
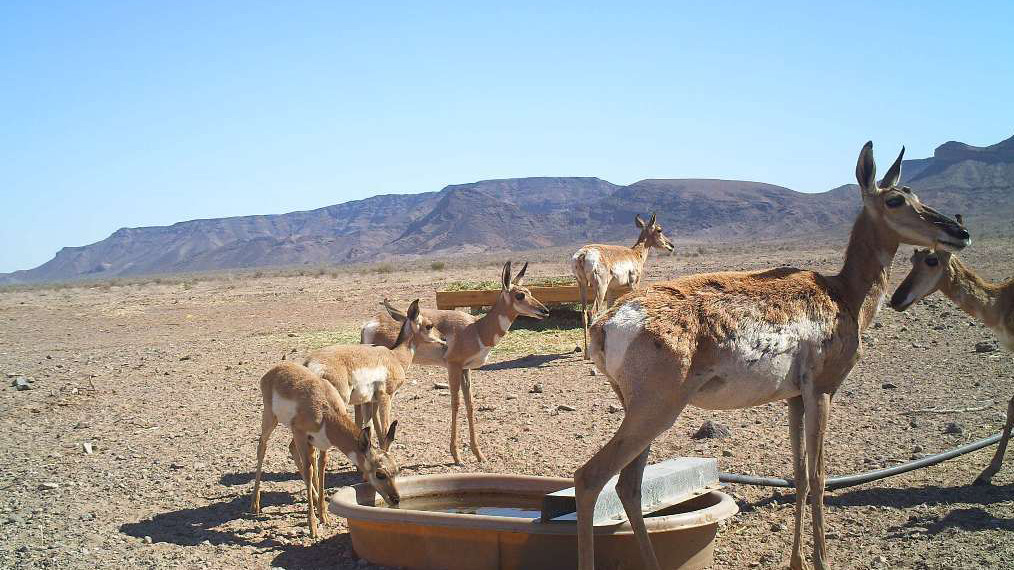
top-left (430, 261), bottom-right (446, 271)
top-left (375, 264), bottom-right (394, 274)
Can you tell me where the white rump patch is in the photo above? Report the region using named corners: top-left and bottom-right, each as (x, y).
top-left (602, 301), bottom-right (647, 378)
top-left (348, 366), bottom-right (388, 405)
top-left (271, 393), bottom-right (299, 427)
top-left (361, 320), bottom-right (380, 345)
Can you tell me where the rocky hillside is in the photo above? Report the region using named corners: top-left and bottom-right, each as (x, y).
top-left (4, 136), bottom-right (1013, 283)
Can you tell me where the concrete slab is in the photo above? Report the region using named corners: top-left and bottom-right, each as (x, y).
top-left (542, 457), bottom-right (719, 525)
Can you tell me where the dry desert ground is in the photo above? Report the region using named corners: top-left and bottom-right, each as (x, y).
top-left (1, 239), bottom-right (1012, 569)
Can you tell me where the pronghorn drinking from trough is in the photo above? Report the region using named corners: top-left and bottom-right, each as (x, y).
top-left (890, 237), bottom-right (1013, 486)
top-left (361, 261), bottom-right (549, 463)
top-left (575, 142), bottom-right (970, 570)
top-left (250, 361), bottom-right (401, 539)
top-left (302, 299), bottom-right (446, 452)
top-left (572, 213), bottom-right (674, 357)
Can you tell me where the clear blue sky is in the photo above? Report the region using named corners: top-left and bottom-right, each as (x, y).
top-left (1, 1), bottom-right (1012, 273)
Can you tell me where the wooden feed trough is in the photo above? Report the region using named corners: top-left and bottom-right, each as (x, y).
top-left (436, 285), bottom-right (582, 310)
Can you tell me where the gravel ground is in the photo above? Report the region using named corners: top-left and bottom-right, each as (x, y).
top-left (1, 240), bottom-right (1011, 569)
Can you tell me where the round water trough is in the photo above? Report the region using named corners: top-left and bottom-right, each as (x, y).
top-left (329, 473), bottom-right (738, 570)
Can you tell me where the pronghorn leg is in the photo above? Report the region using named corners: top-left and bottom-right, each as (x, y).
top-left (616, 446), bottom-right (662, 570)
top-left (292, 432), bottom-right (318, 539)
top-left (575, 400), bottom-right (683, 570)
top-left (251, 410), bottom-right (277, 514)
top-left (354, 404), bottom-right (366, 429)
top-left (975, 395), bottom-right (1014, 485)
top-left (803, 390), bottom-right (831, 570)
top-left (317, 449), bottom-right (329, 524)
top-left (788, 396), bottom-right (810, 570)
top-left (448, 365), bottom-right (464, 464)
top-left (374, 392), bottom-right (393, 450)
top-left (577, 279), bottom-right (590, 359)
top-left (461, 369), bottom-right (484, 462)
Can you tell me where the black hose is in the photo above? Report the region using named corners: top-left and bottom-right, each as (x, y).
top-left (719, 432), bottom-right (1003, 490)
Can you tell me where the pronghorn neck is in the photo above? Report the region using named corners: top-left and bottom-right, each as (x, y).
top-left (323, 408), bottom-right (364, 464)
top-left (476, 291), bottom-right (518, 346)
top-left (837, 208), bottom-right (899, 330)
top-left (389, 321), bottom-right (417, 369)
top-left (938, 257), bottom-right (1005, 329)
top-left (630, 237), bottom-right (651, 261)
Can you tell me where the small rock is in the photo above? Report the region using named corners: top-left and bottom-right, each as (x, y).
top-left (589, 369), bottom-right (598, 376)
top-left (287, 333), bottom-right (296, 337)
top-left (770, 522), bottom-right (786, 531)
top-left (873, 322), bottom-right (883, 329)
top-left (693, 420), bottom-right (731, 440)
top-left (607, 404), bottom-right (622, 414)
top-left (722, 449), bottom-right (735, 457)
top-left (433, 382), bottom-right (449, 390)
top-left (478, 405), bottom-right (496, 412)
top-left (974, 341), bottom-right (998, 353)
top-left (13, 377), bottom-right (31, 391)
top-left (82, 442), bottom-right (93, 455)
top-left (143, 536), bottom-right (152, 544)
top-left (881, 382), bottom-right (897, 390)
top-left (194, 462), bottom-right (208, 470)
top-left (909, 418), bottom-right (919, 428)
top-left (530, 383), bottom-right (544, 394)
top-left (80, 513), bottom-right (94, 521)
top-left (505, 394), bottom-right (517, 400)
top-left (913, 445), bottom-right (924, 453)
top-left (557, 404), bottom-right (576, 412)
top-left (39, 482), bottom-right (59, 491)
top-left (943, 422), bottom-right (963, 435)
top-left (573, 346), bottom-right (582, 353)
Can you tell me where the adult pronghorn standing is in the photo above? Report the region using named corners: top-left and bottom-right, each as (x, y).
top-left (361, 262), bottom-right (549, 463)
top-left (575, 142), bottom-right (970, 570)
top-left (572, 213), bottom-right (674, 357)
top-left (890, 237), bottom-right (1013, 485)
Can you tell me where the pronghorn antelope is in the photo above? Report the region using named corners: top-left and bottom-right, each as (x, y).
top-left (251, 361), bottom-right (401, 539)
top-left (361, 261), bottom-right (549, 463)
top-left (303, 300), bottom-right (446, 452)
top-left (890, 239), bottom-right (1013, 486)
top-left (572, 213), bottom-right (674, 357)
top-left (575, 142), bottom-right (970, 570)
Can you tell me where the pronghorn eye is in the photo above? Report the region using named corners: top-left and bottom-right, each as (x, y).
top-left (925, 256), bottom-right (939, 267)
top-left (375, 472), bottom-right (387, 480)
top-left (426, 324), bottom-right (433, 331)
top-left (885, 196), bottom-right (905, 208)
top-left (515, 293), bottom-right (525, 301)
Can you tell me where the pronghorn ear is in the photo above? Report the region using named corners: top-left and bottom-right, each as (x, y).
top-left (856, 141), bottom-right (877, 196)
top-left (878, 146), bottom-right (905, 189)
top-left (383, 420), bottom-right (398, 451)
top-left (406, 299), bottom-right (421, 322)
top-left (635, 214), bottom-right (646, 229)
top-left (381, 298), bottom-right (408, 322)
top-left (648, 212), bottom-right (657, 226)
top-left (359, 426), bottom-right (372, 452)
top-left (511, 262), bottom-right (528, 285)
top-left (501, 261), bottom-right (512, 290)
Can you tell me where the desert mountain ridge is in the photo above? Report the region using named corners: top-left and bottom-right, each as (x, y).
top-left (4, 135), bottom-right (1014, 284)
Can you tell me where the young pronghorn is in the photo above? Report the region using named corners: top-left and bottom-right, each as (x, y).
top-left (890, 240), bottom-right (1013, 485)
top-left (575, 142), bottom-right (970, 570)
top-left (303, 299), bottom-right (446, 452)
top-left (250, 361), bottom-right (401, 539)
top-left (361, 262), bottom-right (549, 463)
top-left (572, 213), bottom-right (674, 357)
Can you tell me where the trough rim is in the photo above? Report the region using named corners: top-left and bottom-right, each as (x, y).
top-left (329, 472), bottom-right (738, 535)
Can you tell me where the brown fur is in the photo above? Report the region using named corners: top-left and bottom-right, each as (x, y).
top-left (361, 262), bottom-right (549, 463)
top-left (250, 362), bottom-right (401, 539)
top-left (574, 142), bottom-right (970, 570)
top-left (572, 213), bottom-right (675, 356)
top-left (891, 248), bottom-right (1014, 484)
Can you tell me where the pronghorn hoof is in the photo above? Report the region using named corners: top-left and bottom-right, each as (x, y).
top-left (973, 475), bottom-right (994, 486)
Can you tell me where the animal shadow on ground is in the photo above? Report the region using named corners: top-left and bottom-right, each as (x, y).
top-left (747, 483), bottom-right (1014, 536)
top-left (220, 468), bottom-right (361, 488)
top-left (481, 352), bottom-right (570, 371)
